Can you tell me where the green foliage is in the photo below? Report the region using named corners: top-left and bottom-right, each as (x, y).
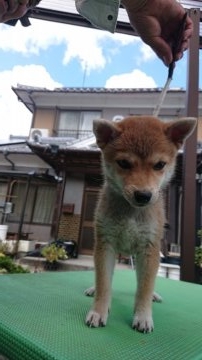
top-left (0, 255), bottom-right (29, 274)
top-left (195, 230), bottom-right (202, 268)
top-left (198, 229), bottom-right (202, 240)
top-left (195, 247), bottom-right (202, 268)
top-left (0, 241), bottom-right (9, 256)
top-left (41, 244), bottom-right (68, 263)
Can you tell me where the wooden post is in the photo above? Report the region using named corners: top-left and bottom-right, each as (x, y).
top-left (180, 8), bottom-right (200, 282)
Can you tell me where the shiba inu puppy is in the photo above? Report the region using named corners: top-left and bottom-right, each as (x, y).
top-left (85, 115), bottom-right (196, 333)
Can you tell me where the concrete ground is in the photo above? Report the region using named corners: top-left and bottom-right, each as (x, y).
top-left (19, 254), bottom-right (134, 273)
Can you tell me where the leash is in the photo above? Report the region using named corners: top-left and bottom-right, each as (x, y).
top-left (153, 12), bottom-right (188, 117)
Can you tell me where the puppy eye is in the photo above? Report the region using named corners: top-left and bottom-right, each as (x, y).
top-left (116, 159), bottom-right (132, 169)
top-left (153, 161), bottom-right (166, 171)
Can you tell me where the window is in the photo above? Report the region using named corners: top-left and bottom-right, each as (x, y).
top-left (8, 181), bottom-right (56, 225)
top-left (57, 110), bottom-right (101, 138)
top-left (0, 181), bottom-right (9, 223)
top-left (0, 182), bottom-right (8, 204)
top-left (32, 185), bottom-right (56, 224)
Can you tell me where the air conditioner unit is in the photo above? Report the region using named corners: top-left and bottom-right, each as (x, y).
top-left (29, 128), bottom-right (49, 142)
top-left (112, 115), bottom-right (124, 122)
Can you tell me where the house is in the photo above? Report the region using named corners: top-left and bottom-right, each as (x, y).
top-left (0, 85), bottom-right (202, 256)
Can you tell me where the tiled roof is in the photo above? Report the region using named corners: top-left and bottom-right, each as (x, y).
top-left (14, 84), bottom-right (186, 94)
top-left (0, 142), bottom-right (32, 154)
top-left (13, 84), bottom-right (199, 115)
top-left (0, 134), bottom-right (97, 153)
top-left (28, 141), bottom-right (101, 174)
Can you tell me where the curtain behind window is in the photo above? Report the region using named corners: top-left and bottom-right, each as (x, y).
top-left (33, 185), bottom-right (56, 224)
top-left (0, 182), bottom-right (8, 203)
top-left (0, 182), bottom-right (8, 223)
top-left (58, 110), bottom-right (101, 137)
top-left (80, 111), bottom-right (101, 131)
top-left (8, 182), bottom-right (34, 222)
top-left (59, 111), bottom-right (79, 132)
top-left (8, 182), bottom-right (56, 225)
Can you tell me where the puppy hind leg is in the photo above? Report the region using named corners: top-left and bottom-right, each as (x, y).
top-left (133, 243), bottom-right (160, 333)
top-left (86, 244), bottom-right (116, 328)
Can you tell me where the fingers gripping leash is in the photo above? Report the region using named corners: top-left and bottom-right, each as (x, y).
top-left (153, 12), bottom-right (188, 117)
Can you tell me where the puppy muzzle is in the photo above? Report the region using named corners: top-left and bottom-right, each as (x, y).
top-left (134, 190), bottom-right (152, 207)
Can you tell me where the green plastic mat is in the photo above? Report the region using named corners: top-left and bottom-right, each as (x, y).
top-left (0, 270), bottom-right (202, 360)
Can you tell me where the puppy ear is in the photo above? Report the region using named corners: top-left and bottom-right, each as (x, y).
top-left (165, 117), bottom-right (197, 148)
top-left (93, 119), bottom-right (121, 149)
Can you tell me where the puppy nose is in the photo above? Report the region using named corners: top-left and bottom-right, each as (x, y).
top-left (134, 191), bottom-right (152, 205)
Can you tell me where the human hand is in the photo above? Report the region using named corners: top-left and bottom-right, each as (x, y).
top-left (0, 0), bottom-right (29, 22)
top-left (122, 0), bottom-right (193, 66)
top-left (0, 0), bottom-right (40, 23)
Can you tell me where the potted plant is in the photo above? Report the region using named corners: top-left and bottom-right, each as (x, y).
top-left (41, 244), bottom-right (68, 270)
top-left (0, 241), bottom-right (29, 274)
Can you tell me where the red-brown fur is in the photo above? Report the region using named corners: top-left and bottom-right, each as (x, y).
top-left (85, 115), bottom-right (196, 333)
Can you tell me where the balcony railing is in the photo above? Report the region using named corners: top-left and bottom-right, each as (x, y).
top-left (53, 129), bottom-right (93, 139)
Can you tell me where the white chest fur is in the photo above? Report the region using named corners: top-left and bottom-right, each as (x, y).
top-left (96, 205), bottom-right (161, 255)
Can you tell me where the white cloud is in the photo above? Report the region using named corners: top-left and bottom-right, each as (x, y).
top-left (0, 19), bottom-right (139, 73)
top-left (139, 43), bottom-right (156, 63)
top-left (111, 32), bottom-right (138, 46)
top-left (0, 64), bottom-right (62, 140)
top-left (62, 27), bottom-right (107, 72)
top-left (63, 29), bottom-right (137, 73)
top-left (0, 21), bottom-right (64, 55)
top-left (105, 69), bottom-right (157, 88)
top-left (0, 20), bottom-right (157, 140)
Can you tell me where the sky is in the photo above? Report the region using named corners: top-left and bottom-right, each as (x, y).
top-left (0, 17), bottom-right (201, 140)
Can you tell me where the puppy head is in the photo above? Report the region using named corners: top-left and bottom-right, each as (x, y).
top-left (94, 116), bottom-right (197, 208)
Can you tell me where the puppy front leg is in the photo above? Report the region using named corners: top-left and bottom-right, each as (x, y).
top-left (86, 241), bottom-right (115, 328)
top-left (133, 242), bottom-right (160, 333)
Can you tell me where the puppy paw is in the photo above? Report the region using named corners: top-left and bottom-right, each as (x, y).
top-left (132, 312), bottom-right (154, 333)
top-left (84, 286), bottom-right (95, 297)
top-left (152, 292), bottom-right (163, 302)
top-left (86, 310), bottom-right (108, 328)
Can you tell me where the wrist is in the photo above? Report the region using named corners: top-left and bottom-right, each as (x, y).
top-left (121, 0), bottom-right (148, 12)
